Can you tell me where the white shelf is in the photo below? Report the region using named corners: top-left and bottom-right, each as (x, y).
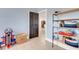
top-left (54, 19), bottom-right (79, 21)
top-left (53, 27), bottom-right (79, 29)
top-left (53, 9), bottom-right (79, 49)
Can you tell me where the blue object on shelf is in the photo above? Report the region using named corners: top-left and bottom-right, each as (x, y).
top-left (65, 39), bottom-right (78, 48)
top-left (64, 24), bottom-right (77, 28)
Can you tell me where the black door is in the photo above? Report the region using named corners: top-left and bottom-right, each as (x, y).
top-left (29, 12), bottom-right (39, 38)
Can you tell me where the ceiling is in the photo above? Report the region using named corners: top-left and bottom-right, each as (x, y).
top-left (53, 8), bottom-right (74, 11)
top-left (26, 8), bottom-right (46, 13)
top-left (27, 8), bottom-right (76, 13)
top-left (0, 8), bottom-right (74, 13)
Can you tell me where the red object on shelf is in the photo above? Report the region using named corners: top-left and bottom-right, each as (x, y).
top-left (55, 32), bottom-right (74, 36)
top-left (59, 32), bottom-right (74, 36)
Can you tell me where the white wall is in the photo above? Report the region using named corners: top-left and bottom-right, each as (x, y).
top-left (46, 9), bottom-right (54, 41)
top-left (39, 9), bottom-right (54, 41)
top-left (39, 10), bottom-right (47, 37)
top-left (39, 9), bottom-right (54, 42)
top-left (0, 8), bottom-right (29, 38)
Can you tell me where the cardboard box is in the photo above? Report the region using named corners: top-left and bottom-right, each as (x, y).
top-left (16, 33), bottom-right (28, 44)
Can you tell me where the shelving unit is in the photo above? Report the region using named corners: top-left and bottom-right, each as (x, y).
top-left (53, 9), bottom-right (79, 49)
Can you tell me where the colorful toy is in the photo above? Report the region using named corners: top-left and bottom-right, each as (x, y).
top-left (0, 28), bottom-right (16, 49)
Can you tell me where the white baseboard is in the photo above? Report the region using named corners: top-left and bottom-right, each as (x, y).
top-left (46, 38), bottom-right (79, 50)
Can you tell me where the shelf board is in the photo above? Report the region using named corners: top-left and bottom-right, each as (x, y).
top-left (53, 8), bottom-right (79, 15)
top-left (54, 18), bottom-right (79, 21)
top-left (53, 27), bottom-right (79, 29)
